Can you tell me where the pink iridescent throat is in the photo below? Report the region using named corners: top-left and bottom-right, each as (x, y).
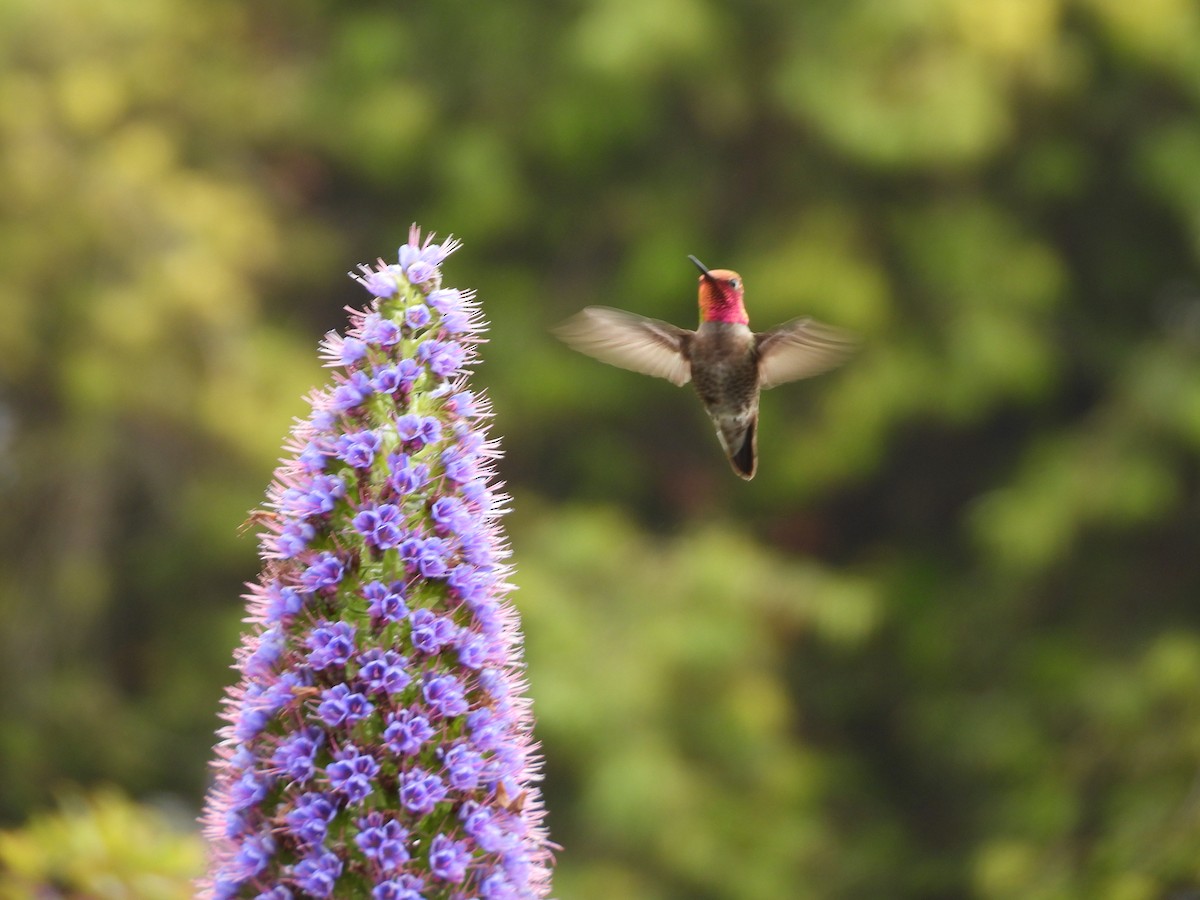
top-left (701, 287), bottom-right (749, 325)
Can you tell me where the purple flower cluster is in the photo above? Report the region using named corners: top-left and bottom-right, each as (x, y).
top-left (200, 227), bottom-right (552, 899)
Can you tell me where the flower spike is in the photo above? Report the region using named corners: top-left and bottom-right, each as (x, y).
top-left (200, 229), bottom-right (553, 899)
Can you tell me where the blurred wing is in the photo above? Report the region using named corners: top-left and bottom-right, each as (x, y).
top-left (756, 317), bottom-right (856, 389)
top-left (553, 306), bottom-right (693, 386)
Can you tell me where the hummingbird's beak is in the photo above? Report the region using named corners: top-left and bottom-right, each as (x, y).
top-left (688, 255), bottom-right (716, 281)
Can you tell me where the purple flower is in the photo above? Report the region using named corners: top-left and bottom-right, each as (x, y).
top-left (399, 227), bottom-right (460, 276)
top-left (245, 626), bottom-right (284, 678)
top-left (441, 444), bottom-right (477, 483)
top-left (448, 563), bottom-right (491, 605)
top-left (399, 357), bottom-right (421, 382)
top-left (222, 809), bottom-right (250, 842)
top-left (200, 230), bottom-right (551, 899)
top-left (284, 792), bottom-right (337, 847)
top-left (317, 683), bottom-right (374, 729)
top-left (457, 429), bottom-right (487, 456)
top-left (331, 371), bottom-right (374, 412)
top-left (372, 360), bottom-right (424, 398)
top-left (460, 477), bottom-right (491, 507)
top-left (293, 847), bottom-right (343, 898)
top-left (400, 535), bottom-right (451, 579)
top-left (271, 728), bottom-right (323, 784)
top-left (237, 676), bottom-right (298, 739)
top-left (457, 632), bottom-right (492, 670)
top-left (466, 707), bottom-right (504, 753)
top-left (442, 742), bottom-right (487, 791)
top-left (358, 268), bottom-right (398, 299)
top-left (297, 441), bottom-right (329, 473)
top-left (273, 520), bottom-right (316, 558)
top-left (409, 608), bottom-right (459, 655)
top-left (459, 528), bottom-right (495, 567)
top-left (310, 409), bottom-right (337, 432)
top-left (423, 672), bottom-right (469, 718)
top-left (372, 875), bottom-right (427, 900)
top-left (429, 833), bottom-right (471, 884)
top-left (468, 594), bottom-right (503, 638)
top-left (480, 871), bottom-right (520, 900)
top-left (420, 416), bottom-right (443, 444)
top-left (326, 744), bottom-right (379, 805)
top-left (441, 309), bottom-right (473, 335)
top-left (340, 336), bottom-right (368, 365)
top-left (371, 359), bottom-right (421, 396)
top-left (428, 288), bottom-right (462, 315)
top-left (370, 364), bottom-right (402, 395)
top-left (479, 667), bottom-right (512, 706)
top-left (446, 390), bottom-right (477, 418)
top-left (233, 707), bottom-right (270, 743)
top-left (362, 580), bottom-right (408, 623)
top-left (383, 708), bottom-right (435, 757)
top-left (389, 453), bottom-right (429, 495)
top-left (462, 802), bottom-right (509, 854)
top-left (418, 339), bottom-right (466, 378)
top-left (361, 312), bottom-right (402, 347)
top-left (313, 474), bottom-right (347, 510)
top-left (395, 414), bottom-right (442, 447)
top-left (358, 648), bottom-right (412, 695)
top-left (353, 502), bottom-right (405, 550)
top-left (263, 582), bottom-right (305, 624)
top-left (354, 813), bottom-right (410, 871)
top-left (399, 766), bottom-right (447, 815)
top-left (305, 621), bottom-right (356, 670)
top-left (278, 474), bottom-right (345, 519)
top-left (233, 830), bottom-right (275, 880)
top-left (430, 495), bottom-right (469, 535)
top-left (405, 303), bottom-right (432, 329)
top-left (300, 551), bottom-right (345, 592)
top-left (405, 259), bottom-right (437, 285)
top-left (334, 430), bottom-right (382, 469)
top-left (229, 771), bottom-right (268, 812)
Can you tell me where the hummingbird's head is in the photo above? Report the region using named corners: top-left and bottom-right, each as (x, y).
top-left (689, 255), bottom-right (748, 325)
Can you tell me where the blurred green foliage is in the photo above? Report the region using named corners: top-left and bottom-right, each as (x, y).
top-left (0, 790), bottom-right (201, 899)
top-left (1, 0), bottom-right (1198, 897)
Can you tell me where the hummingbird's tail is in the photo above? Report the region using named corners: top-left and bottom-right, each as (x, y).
top-left (725, 417), bottom-right (757, 480)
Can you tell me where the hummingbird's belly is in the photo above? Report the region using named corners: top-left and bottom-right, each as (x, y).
top-left (691, 359), bottom-right (758, 415)
top-left (689, 326), bottom-right (757, 412)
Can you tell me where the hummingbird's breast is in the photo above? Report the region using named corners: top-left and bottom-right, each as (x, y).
top-left (688, 322), bottom-right (759, 415)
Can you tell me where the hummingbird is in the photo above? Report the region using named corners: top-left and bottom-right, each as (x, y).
top-left (554, 255), bottom-right (854, 480)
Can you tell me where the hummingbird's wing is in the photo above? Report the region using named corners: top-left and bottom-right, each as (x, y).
top-left (755, 318), bottom-right (856, 390)
top-left (553, 306), bottom-right (693, 386)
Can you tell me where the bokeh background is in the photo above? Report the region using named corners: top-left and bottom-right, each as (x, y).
top-left (2, 0), bottom-right (1200, 897)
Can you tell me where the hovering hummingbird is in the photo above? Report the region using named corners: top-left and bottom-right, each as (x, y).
top-left (554, 255), bottom-right (854, 480)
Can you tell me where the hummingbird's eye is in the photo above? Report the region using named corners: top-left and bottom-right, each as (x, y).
top-left (728, 278), bottom-right (740, 290)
